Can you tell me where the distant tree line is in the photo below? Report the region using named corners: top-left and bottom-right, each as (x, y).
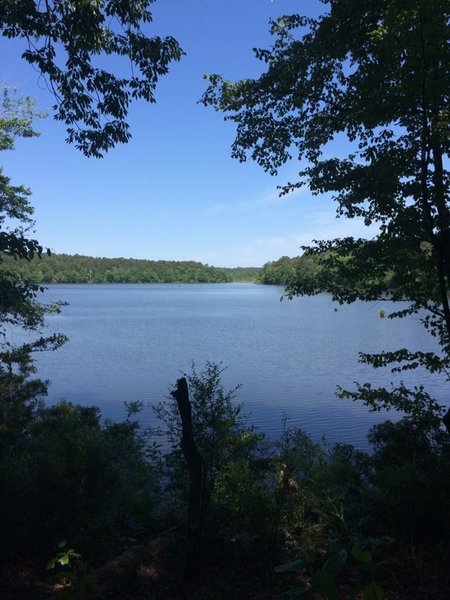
top-left (1, 252), bottom-right (260, 284)
top-left (259, 255), bottom-right (318, 285)
top-left (260, 253), bottom-right (398, 292)
top-left (3, 247), bottom-right (402, 288)
top-left (226, 266), bottom-right (261, 282)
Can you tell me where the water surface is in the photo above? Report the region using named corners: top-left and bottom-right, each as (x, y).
top-left (23, 283), bottom-right (447, 450)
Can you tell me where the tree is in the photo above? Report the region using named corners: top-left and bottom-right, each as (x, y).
top-left (0, 89), bottom-right (66, 437)
top-left (0, 1), bottom-right (182, 421)
top-left (202, 0), bottom-right (450, 416)
top-left (0, 89), bottom-right (64, 341)
top-left (0, 93), bottom-right (163, 575)
top-left (0, 0), bottom-right (183, 157)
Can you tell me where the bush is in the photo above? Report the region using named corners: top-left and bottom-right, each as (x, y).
top-left (153, 363), bottom-right (268, 533)
top-left (0, 400), bottom-right (160, 564)
top-left (367, 417), bottom-right (450, 541)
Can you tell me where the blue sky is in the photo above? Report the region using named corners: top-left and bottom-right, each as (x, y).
top-left (0, 0), bottom-right (374, 267)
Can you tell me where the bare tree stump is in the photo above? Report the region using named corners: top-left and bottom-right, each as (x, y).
top-left (443, 407), bottom-right (450, 436)
top-left (171, 377), bottom-right (205, 581)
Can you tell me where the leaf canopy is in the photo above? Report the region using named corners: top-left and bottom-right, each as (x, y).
top-left (202, 0), bottom-right (450, 384)
top-left (0, 0), bottom-right (183, 156)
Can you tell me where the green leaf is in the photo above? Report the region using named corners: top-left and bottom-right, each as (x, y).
top-left (275, 558), bottom-right (305, 573)
top-left (363, 581), bottom-right (384, 600)
top-left (361, 562), bottom-right (377, 578)
top-left (313, 571), bottom-right (339, 600)
top-left (322, 549), bottom-right (348, 578)
top-left (351, 541), bottom-right (372, 565)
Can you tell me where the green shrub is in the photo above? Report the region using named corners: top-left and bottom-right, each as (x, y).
top-left (367, 417), bottom-right (450, 541)
top-left (0, 401), bottom-right (160, 564)
top-left (153, 362), bottom-right (272, 551)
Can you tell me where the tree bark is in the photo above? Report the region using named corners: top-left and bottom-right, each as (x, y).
top-left (171, 377), bottom-right (204, 580)
top-left (443, 407), bottom-right (450, 437)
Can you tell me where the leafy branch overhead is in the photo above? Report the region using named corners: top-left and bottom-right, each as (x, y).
top-left (0, 90), bottom-right (66, 382)
top-left (203, 0), bottom-right (450, 382)
top-left (0, 1), bottom-right (183, 156)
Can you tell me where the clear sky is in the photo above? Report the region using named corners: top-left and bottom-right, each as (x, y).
top-left (0, 0), bottom-right (374, 268)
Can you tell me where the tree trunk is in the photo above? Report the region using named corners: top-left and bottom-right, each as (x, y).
top-left (443, 407), bottom-right (450, 437)
top-left (171, 377), bottom-right (205, 581)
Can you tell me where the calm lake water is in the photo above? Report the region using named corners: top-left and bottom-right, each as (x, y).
top-left (19, 283), bottom-right (448, 450)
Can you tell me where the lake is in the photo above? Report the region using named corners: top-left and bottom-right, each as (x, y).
top-left (21, 283), bottom-right (448, 450)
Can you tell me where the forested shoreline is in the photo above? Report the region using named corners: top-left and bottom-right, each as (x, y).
top-left (1, 252), bottom-right (260, 284)
top-left (0, 249), bottom-right (415, 292)
top-left (259, 254), bottom-right (399, 292)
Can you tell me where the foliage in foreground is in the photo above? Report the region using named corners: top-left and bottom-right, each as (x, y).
top-left (2, 363), bottom-right (450, 598)
top-left (0, 89), bottom-right (67, 432)
top-left (153, 363), bottom-right (269, 534)
top-left (0, 0), bottom-right (183, 156)
top-left (0, 399), bottom-right (159, 564)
